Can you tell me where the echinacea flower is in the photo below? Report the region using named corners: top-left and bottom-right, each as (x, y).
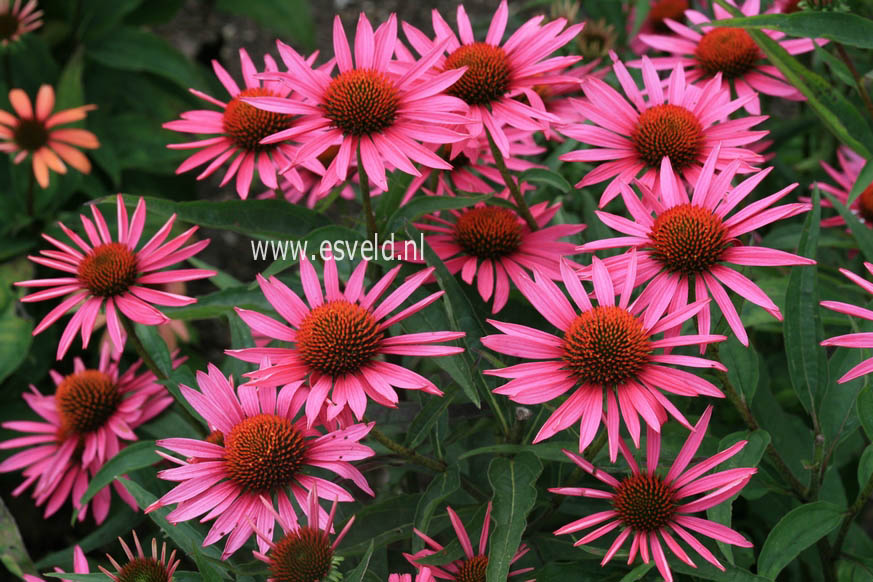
top-left (579, 149), bottom-right (814, 347)
top-left (483, 253), bottom-right (726, 461)
top-left (165, 48), bottom-right (322, 200)
top-left (0, 84), bottom-right (97, 188)
top-left (559, 56), bottom-right (766, 206)
top-left (247, 13), bottom-right (470, 194)
top-left (0, 342), bottom-right (172, 523)
top-left (24, 546), bottom-right (88, 582)
top-left (637, 0), bottom-right (825, 114)
top-left (251, 484), bottom-right (354, 582)
top-left (407, 502), bottom-right (533, 581)
top-left (15, 195), bottom-right (216, 359)
top-left (228, 255), bottom-right (465, 424)
top-left (98, 532), bottom-right (180, 582)
top-left (551, 406), bottom-right (755, 582)
top-left (147, 364), bottom-right (375, 558)
top-left (401, 128), bottom-right (545, 205)
top-left (389, 571), bottom-right (435, 582)
top-left (629, 0), bottom-right (689, 54)
top-left (810, 146), bottom-right (870, 229)
top-left (402, 0), bottom-right (583, 157)
top-left (399, 196), bottom-right (584, 313)
top-left (821, 262), bottom-right (873, 382)
top-left (0, 0), bottom-right (42, 46)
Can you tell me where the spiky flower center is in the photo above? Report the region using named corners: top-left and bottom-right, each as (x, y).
top-left (13, 118), bottom-right (49, 151)
top-left (453, 206), bottom-right (524, 259)
top-left (647, 0), bottom-right (688, 33)
top-left (612, 473), bottom-right (677, 532)
top-left (695, 28), bottom-right (760, 79)
top-left (223, 87), bottom-right (293, 152)
top-left (296, 300), bottom-right (383, 377)
top-left (323, 69), bottom-right (399, 136)
top-left (444, 42), bottom-right (512, 106)
top-left (268, 526), bottom-right (333, 582)
top-left (115, 557), bottom-right (172, 582)
top-left (56, 370), bottom-right (121, 434)
top-left (856, 182), bottom-right (873, 224)
top-left (562, 306), bottom-right (651, 387)
top-left (0, 11), bottom-right (20, 41)
top-left (632, 104), bottom-right (704, 170)
top-left (456, 555), bottom-right (489, 582)
top-left (649, 203), bottom-right (729, 275)
top-left (224, 414), bottom-right (306, 493)
top-left (77, 242), bottom-right (139, 297)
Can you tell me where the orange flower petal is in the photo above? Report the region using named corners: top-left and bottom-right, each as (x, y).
top-left (34, 85), bottom-right (55, 121)
top-left (8, 89), bottom-right (33, 119)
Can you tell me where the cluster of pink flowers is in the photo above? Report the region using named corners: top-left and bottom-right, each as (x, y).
top-left (7, 0), bottom-right (873, 581)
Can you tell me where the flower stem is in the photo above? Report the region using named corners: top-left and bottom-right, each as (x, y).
top-left (832, 466), bottom-right (873, 560)
top-left (120, 316), bottom-right (167, 381)
top-left (25, 170), bottom-right (34, 217)
top-left (356, 144), bottom-right (379, 240)
top-left (484, 129), bottom-right (539, 232)
top-left (835, 43), bottom-right (873, 120)
top-left (367, 424), bottom-right (447, 473)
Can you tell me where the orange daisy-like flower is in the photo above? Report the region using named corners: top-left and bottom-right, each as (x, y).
top-left (0, 0), bottom-right (42, 46)
top-left (0, 84), bottom-right (98, 188)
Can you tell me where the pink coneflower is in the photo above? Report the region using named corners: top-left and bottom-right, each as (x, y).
top-left (579, 149), bottom-right (814, 347)
top-left (251, 485), bottom-right (354, 582)
top-left (0, 342), bottom-right (172, 523)
top-left (559, 56), bottom-right (766, 206)
top-left (482, 253), bottom-right (726, 461)
top-left (629, 0), bottom-right (689, 54)
top-left (227, 255), bottom-right (465, 424)
top-left (821, 263), bottom-right (873, 382)
top-left (98, 532), bottom-right (180, 582)
top-left (147, 364), bottom-right (374, 558)
top-left (407, 502), bottom-right (533, 581)
top-left (390, 571), bottom-right (435, 582)
top-left (810, 146), bottom-right (870, 228)
top-left (247, 13), bottom-right (469, 194)
top-left (24, 546), bottom-right (88, 582)
top-left (551, 406), bottom-right (755, 582)
top-left (0, 0), bottom-right (42, 45)
top-left (0, 84), bottom-right (98, 189)
top-left (398, 197), bottom-right (584, 313)
top-left (401, 128), bottom-right (545, 205)
top-left (637, 0), bottom-right (825, 114)
top-left (165, 48), bottom-right (323, 200)
top-left (402, 0), bottom-right (583, 157)
top-left (15, 195), bottom-right (215, 359)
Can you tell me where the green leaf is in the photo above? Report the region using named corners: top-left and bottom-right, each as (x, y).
top-left (77, 441), bottom-right (160, 510)
top-left (406, 389), bottom-right (456, 449)
top-left (385, 194), bottom-right (491, 234)
top-left (486, 452), bottom-right (543, 582)
top-left (160, 365), bottom-right (207, 428)
top-left (822, 189), bottom-right (873, 263)
top-left (44, 574), bottom-right (107, 581)
top-left (215, 0), bottom-right (314, 50)
top-left (0, 311), bottom-right (32, 384)
top-left (859, 385), bottom-right (873, 440)
top-left (37, 506), bottom-right (143, 568)
top-left (164, 286), bottom-right (271, 321)
top-left (757, 501), bottom-right (844, 579)
top-left (707, 430), bottom-right (770, 563)
top-left (55, 49), bottom-right (85, 111)
top-left (114, 195), bottom-right (331, 240)
top-left (344, 540), bottom-right (374, 582)
top-left (118, 478), bottom-right (226, 579)
top-left (0, 497), bottom-right (36, 577)
top-left (847, 159), bottom-right (873, 207)
top-left (412, 467), bottom-right (461, 552)
top-left (78, 0), bottom-right (144, 43)
top-left (519, 168), bottom-right (572, 192)
top-left (710, 12), bottom-right (873, 49)
top-left (859, 445), bottom-right (873, 490)
top-left (784, 187), bottom-right (826, 419)
top-left (721, 335), bottom-right (761, 401)
top-left (458, 441), bottom-right (581, 463)
top-left (86, 26), bottom-right (204, 89)
top-left (720, 13), bottom-right (873, 157)
top-left (133, 322), bottom-right (173, 378)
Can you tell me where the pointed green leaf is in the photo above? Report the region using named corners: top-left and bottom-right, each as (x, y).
top-left (757, 501), bottom-right (844, 579)
top-left (78, 441), bottom-right (160, 509)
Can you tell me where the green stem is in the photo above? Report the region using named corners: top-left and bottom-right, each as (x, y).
top-left (120, 316), bottom-right (167, 380)
top-left (832, 466), bottom-right (873, 560)
top-left (356, 145), bottom-right (379, 240)
top-left (835, 43), bottom-right (873, 120)
top-left (367, 425), bottom-right (447, 473)
top-left (25, 170), bottom-right (34, 217)
top-left (484, 129), bottom-right (539, 232)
